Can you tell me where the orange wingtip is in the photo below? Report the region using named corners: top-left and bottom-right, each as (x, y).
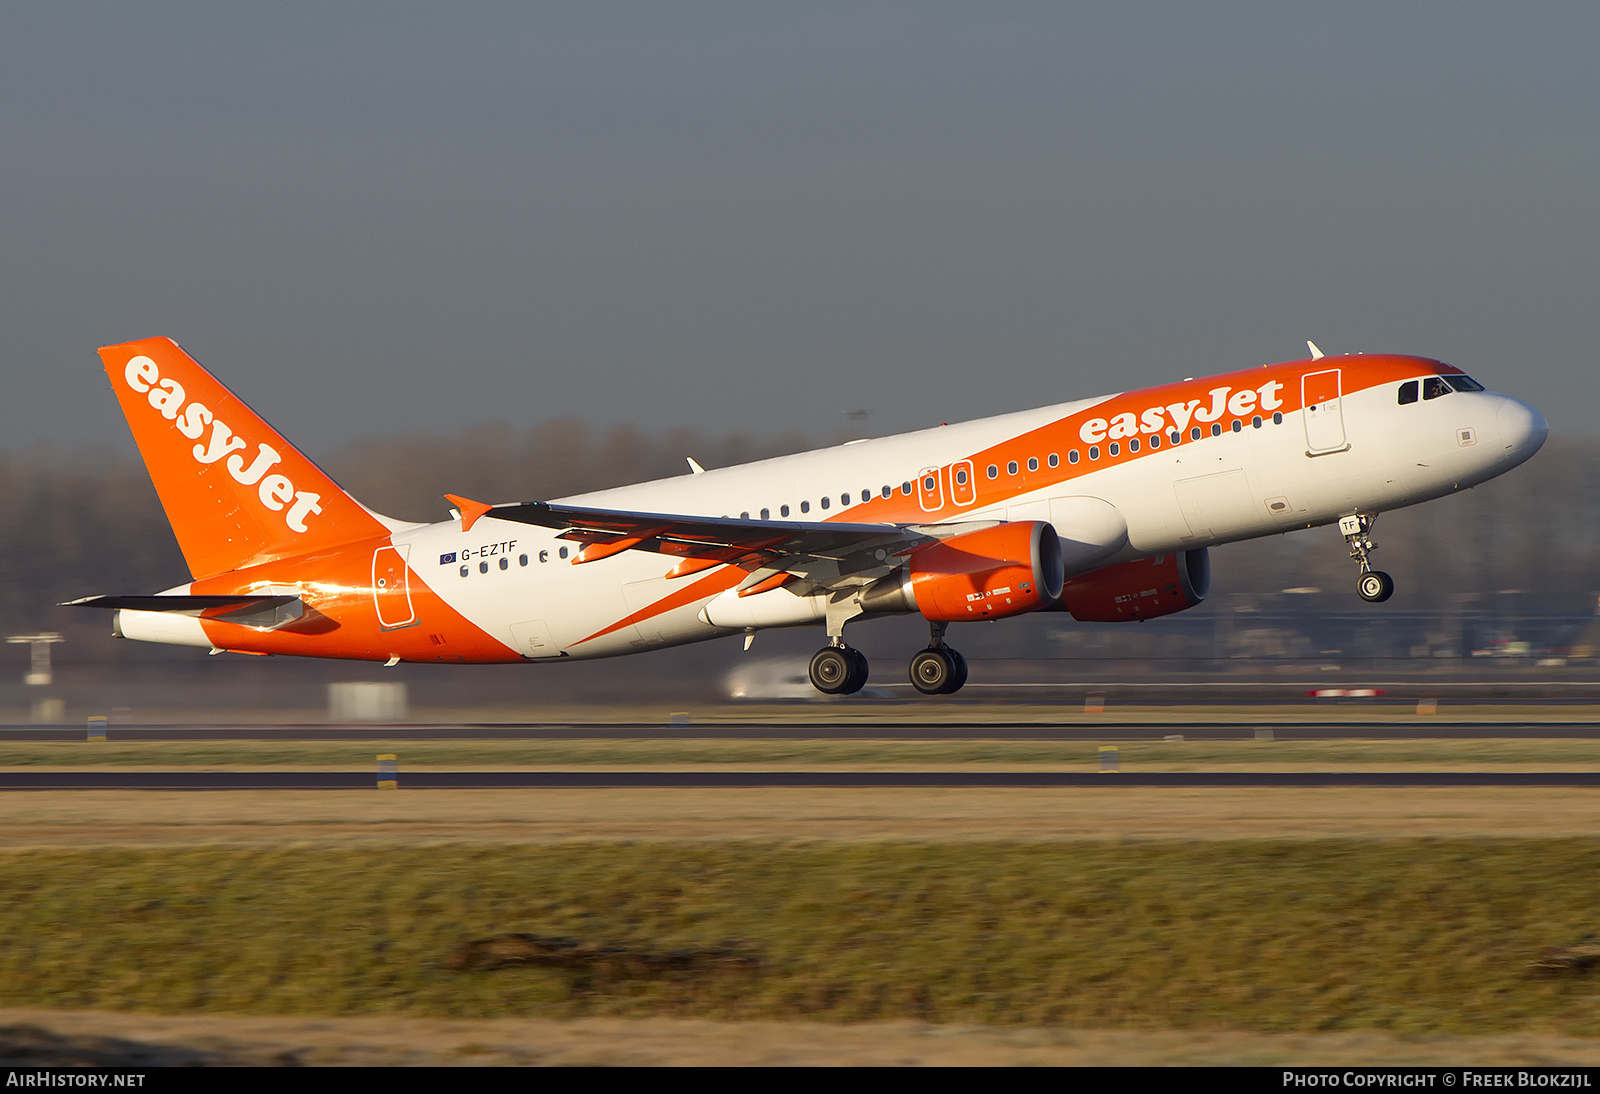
top-left (444, 494), bottom-right (495, 534)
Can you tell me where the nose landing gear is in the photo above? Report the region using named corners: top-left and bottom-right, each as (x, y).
top-left (1340, 514), bottom-right (1394, 603)
top-left (909, 621), bottom-right (968, 695)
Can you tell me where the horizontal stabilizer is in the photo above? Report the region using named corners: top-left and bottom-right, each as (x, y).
top-left (64, 594), bottom-right (304, 630)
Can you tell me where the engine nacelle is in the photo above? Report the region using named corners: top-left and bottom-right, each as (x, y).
top-left (880, 521), bottom-right (1065, 623)
top-left (1056, 549), bottom-right (1210, 622)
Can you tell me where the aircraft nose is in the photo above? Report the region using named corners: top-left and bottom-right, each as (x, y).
top-left (1496, 396), bottom-right (1548, 466)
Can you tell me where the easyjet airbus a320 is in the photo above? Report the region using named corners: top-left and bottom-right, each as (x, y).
top-left (70, 337), bottom-right (1547, 695)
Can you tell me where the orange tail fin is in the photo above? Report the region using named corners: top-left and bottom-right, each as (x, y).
top-left (98, 337), bottom-right (390, 579)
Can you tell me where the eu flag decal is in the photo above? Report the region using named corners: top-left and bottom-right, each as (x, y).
top-left (439, 552), bottom-right (457, 565)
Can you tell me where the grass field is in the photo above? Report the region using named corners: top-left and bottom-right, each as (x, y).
top-left (3, 840), bottom-right (1600, 1033)
top-left (3, 722), bottom-right (1598, 1063)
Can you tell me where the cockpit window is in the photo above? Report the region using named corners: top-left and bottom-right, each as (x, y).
top-left (1398, 381), bottom-right (1418, 405)
top-left (1422, 376), bottom-right (1451, 400)
top-left (1445, 374), bottom-right (1485, 392)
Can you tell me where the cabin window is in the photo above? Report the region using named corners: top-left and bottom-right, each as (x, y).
top-left (881, 485), bottom-right (892, 498)
top-left (1422, 376), bottom-right (1451, 400)
top-left (1108, 442), bottom-right (1120, 456)
top-left (954, 468), bottom-right (968, 485)
top-left (519, 554), bottom-right (528, 566)
top-left (800, 501), bottom-right (810, 513)
top-left (1068, 450), bottom-right (1079, 464)
top-left (820, 496), bottom-right (830, 510)
top-left (740, 511), bottom-right (749, 519)
top-left (1398, 380), bottom-right (1419, 405)
top-left (1006, 460), bottom-right (1018, 475)
top-left (1047, 453), bottom-right (1059, 467)
top-left (1027, 456), bottom-right (1039, 471)
top-left (1252, 415), bottom-right (1263, 429)
top-left (860, 490), bottom-right (871, 503)
top-left (1149, 434), bottom-right (1160, 449)
top-left (760, 508), bottom-right (770, 520)
top-left (1128, 438), bottom-right (1140, 453)
top-left (781, 504), bottom-right (790, 516)
top-left (1190, 426), bottom-right (1202, 441)
top-left (539, 550), bottom-right (548, 563)
top-left (1211, 423), bottom-right (1222, 437)
top-left (499, 557), bottom-right (509, 570)
top-left (479, 561), bottom-right (489, 573)
top-left (987, 464), bottom-right (999, 479)
top-left (901, 482), bottom-right (913, 495)
top-left (1231, 420), bottom-right (1242, 433)
top-left (559, 546), bottom-right (568, 559)
top-left (1088, 446), bottom-right (1100, 460)
top-left (1170, 430), bottom-right (1181, 444)
top-left (459, 566), bottom-right (468, 578)
top-left (1272, 411), bottom-right (1283, 425)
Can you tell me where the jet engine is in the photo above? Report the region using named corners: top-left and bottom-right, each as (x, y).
top-left (1055, 549), bottom-right (1210, 622)
top-left (863, 521), bottom-right (1065, 622)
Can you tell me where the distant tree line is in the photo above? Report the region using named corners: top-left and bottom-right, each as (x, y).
top-left (1, 425), bottom-right (1594, 643)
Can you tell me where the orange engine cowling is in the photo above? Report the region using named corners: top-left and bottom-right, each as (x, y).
top-left (901, 522), bottom-right (1066, 622)
top-left (1056, 549), bottom-right (1209, 622)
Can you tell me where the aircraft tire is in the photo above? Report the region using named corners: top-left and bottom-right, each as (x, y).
top-left (910, 648), bottom-right (956, 695)
top-left (841, 647), bottom-right (870, 695)
top-left (811, 646), bottom-right (866, 695)
top-left (945, 648), bottom-right (968, 694)
top-left (1357, 571), bottom-right (1394, 603)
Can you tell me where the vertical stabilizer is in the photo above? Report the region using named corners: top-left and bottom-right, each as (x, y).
top-left (98, 337), bottom-right (389, 579)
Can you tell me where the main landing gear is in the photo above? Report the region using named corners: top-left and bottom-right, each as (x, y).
top-left (809, 643), bottom-right (870, 696)
top-left (1340, 514), bottom-right (1394, 603)
top-left (910, 621), bottom-right (968, 696)
top-left (807, 622), bottom-right (970, 697)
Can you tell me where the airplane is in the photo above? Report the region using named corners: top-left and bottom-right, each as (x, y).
top-left (68, 337), bottom-right (1547, 696)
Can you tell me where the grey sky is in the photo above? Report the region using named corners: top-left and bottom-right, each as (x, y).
top-left (2, 3), bottom-right (1596, 462)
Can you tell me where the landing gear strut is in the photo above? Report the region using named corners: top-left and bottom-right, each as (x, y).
top-left (808, 591), bottom-right (871, 695)
top-left (1340, 514), bottom-right (1394, 603)
top-left (909, 621), bottom-right (968, 696)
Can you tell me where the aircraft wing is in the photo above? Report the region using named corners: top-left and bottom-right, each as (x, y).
top-left (450, 497), bottom-right (998, 593)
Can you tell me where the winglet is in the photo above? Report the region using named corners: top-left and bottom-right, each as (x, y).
top-left (1307, 340), bottom-right (1325, 360)
top-left (444, 494), bottom-right (495, 534)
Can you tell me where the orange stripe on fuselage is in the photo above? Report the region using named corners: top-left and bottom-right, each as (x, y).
top-left (189, 536), bottom-right (523, 664)
top-left (572, 566), bottom-right (747, 646)
top-left (809, 354), bottom-right (1442, 526)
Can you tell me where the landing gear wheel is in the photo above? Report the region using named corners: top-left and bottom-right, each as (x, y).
top-left (910, 648), bottom-right (954, 695)
top-left (810, 646), bottom-right (868, 695)
top-left (1356, 570), bottom-right (1394, 603)
top-left (842, 647), bottom-right (870, 694)
top-left (945, 648), bottom-right (968, 694)
top-left (910, 647), bottom-right (969, 695)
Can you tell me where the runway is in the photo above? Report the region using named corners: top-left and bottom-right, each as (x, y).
top-left (5, 720), bottom-right (1600, 740)
top-left (3, 770), bottom-right (1600, 789)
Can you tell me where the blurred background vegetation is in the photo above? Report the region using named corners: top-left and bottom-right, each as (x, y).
top-left (1, 424), bottom-right (1597, 716)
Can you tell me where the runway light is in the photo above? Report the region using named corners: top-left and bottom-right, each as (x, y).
top-left (377, 754), bottom-right (398, 790)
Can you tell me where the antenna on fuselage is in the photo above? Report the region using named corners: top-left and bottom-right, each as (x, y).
top-left (686, 458), bottom-right (706, 475)
top-left (1307, 340), bottom-right (1325, 360)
